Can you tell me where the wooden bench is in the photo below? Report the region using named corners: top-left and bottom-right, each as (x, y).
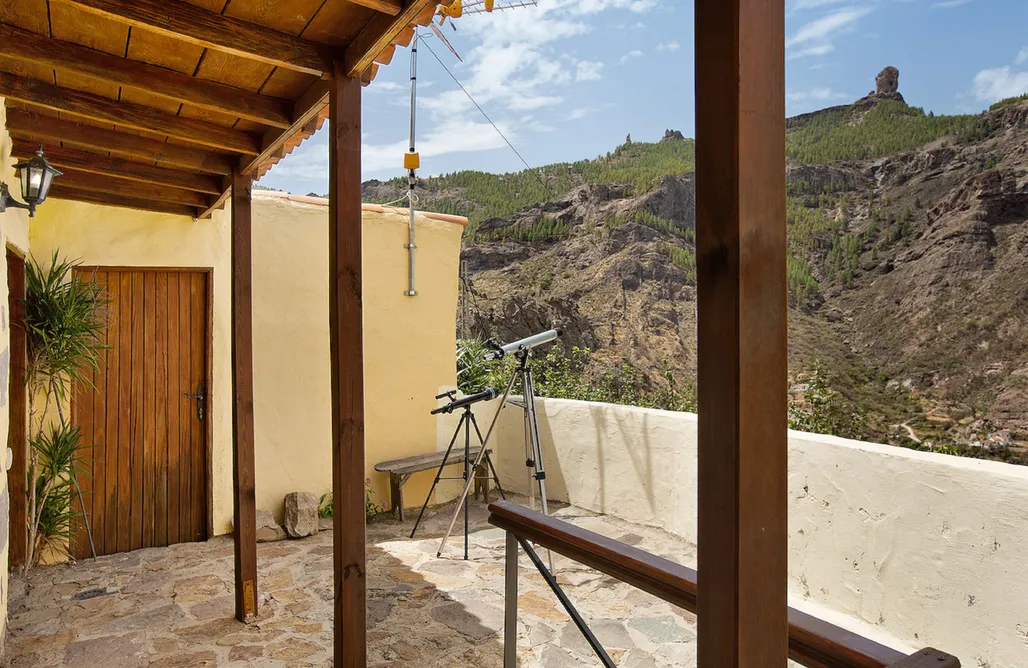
top-left (375, 448), bottom-right (492, 521)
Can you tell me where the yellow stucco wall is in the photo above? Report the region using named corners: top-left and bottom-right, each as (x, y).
top-left (27, 191), bottom-right (463, 539)
top-left (0, 98), bottom-right (31, 646)
top-left (250, 195), bottom-right (463, 522)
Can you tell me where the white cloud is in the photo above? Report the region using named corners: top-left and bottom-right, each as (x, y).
top-left (787, 87), bottom-right (849, 103)
top-left (791, 0), bottom-right (849, 9)
top-left (567, 107), bottom-right (596, 120)
top-left (970, 48), bottom-right (1028, 103)
top-left (786, 6), bottom-right (873, 47)
top-left (620, 49), bottom-right (644, 64)
top-left (656, 41), bottom-right (681, 52)
top-left (789, 44), bottom-right (835, 59)
top-left (363, 118), bottom-right (514, 172)
top-left (576, 60), bottom-right (604, 81)
top-left (932, 0), bottom-right (973, 7)
top-left (972, 67), bottom-right (1028, 103)
top-left (369, 81), bottom-right (403, 92)
top-left (572, 0), bottom-right (657, 14)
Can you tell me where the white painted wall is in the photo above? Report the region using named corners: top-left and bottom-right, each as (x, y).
top-left (480, 396), bottom-right (1028, 668)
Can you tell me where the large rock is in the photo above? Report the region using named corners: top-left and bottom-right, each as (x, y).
top-left (876, 66), bottom-right (899, 95)
top-left (283, 492), bottom-right (319, 538)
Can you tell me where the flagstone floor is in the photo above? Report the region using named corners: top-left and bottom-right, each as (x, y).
top-left (2, 497), bottom-right (705, 667)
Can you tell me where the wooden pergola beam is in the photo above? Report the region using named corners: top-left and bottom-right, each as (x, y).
top-left (239, 80), bottom-right (330, 177)
top-left (0, 73), bottom-right (261, 154)
top-left (0, 23), bottom-right (292, 128)
top-left (6, 110), bottom-right (235, 175)
top-left (695, 0), bottom-right (788, 666)
top-left (53, 170), bottom-right (212, 208)
top-left (349, 0), bottom-right (403, 15)
top-left (230, 169), bottom-right (259, 623)
top-left (329, 69), bottom-right (366, 668)
top-left (51, 0), bottom-right (340, 77)
top-left (10, 140), bottom-right (223, 195)
top-left (48, 185), bottom-right (200, 217)
top-left (344, 0), bottom-right (438, 78)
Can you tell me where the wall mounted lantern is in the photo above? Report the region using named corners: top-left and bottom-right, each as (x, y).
top-left (0, 144), bottom-right (62, 217)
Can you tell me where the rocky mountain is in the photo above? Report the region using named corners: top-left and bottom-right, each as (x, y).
top-left (365, 69), bottom-right (1028, 457)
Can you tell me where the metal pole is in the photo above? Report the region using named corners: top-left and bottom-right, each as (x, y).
top-left (518, 538), bottom-right (616, 668)
top-left (404, 31), bottom-right (418, 296)
top-left (439, 370), bottom-right (519, 557)
top-left (72, 473), bottom-right (97, 560)
top-left (504, 531), bottom-right (519, 668)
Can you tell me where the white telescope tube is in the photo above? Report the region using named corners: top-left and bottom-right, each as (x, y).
top-left (484, 328), bottom-right (562, 361)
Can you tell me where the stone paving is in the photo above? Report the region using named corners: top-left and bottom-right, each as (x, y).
top-left (2, 497), bottom-right (709, 667)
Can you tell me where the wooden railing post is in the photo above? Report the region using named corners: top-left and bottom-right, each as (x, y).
top-left (329, 67), bottom-right (366, 668)
top-left (695, 0), bottom-right (788, 665)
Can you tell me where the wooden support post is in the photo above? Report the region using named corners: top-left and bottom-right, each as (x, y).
top-left (7, 250), bottom-right (27, 571)
top-left (329, 69), bottom-right (366, 668)
top-left (695, 0), bottom-right (788, 666)
top-left (230, 169), bottom-right (258, 623)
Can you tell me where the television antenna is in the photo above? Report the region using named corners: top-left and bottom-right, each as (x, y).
top-left (399, 0), bottom-right (538, 296)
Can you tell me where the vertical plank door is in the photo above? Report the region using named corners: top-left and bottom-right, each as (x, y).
top-left (72, 268), bottom-right (210, 557)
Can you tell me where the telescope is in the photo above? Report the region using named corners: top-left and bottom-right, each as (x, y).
top-left (483, 328), bottom-right (563, 361)
top-left (431, 387), bottom-right (498, 415)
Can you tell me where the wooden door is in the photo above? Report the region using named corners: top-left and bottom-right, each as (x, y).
top-left (71, 268), bottom-right (210, 558)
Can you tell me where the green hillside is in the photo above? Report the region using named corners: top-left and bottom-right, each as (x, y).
top-left (368, 99), bottom-right (994, 306)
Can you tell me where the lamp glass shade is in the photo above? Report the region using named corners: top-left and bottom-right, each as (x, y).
top-left (15, 146), bottom-right (61, 205)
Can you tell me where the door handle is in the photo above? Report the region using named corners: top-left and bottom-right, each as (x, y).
top-left (184, 383), bottom-right (205, 423)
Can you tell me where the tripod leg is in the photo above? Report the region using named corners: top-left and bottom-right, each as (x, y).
top-left (521, 370), bottom-right (536, 511)
top-left (464, 407), bottom-right (470, 561)
top-left (471, 414), bottom-right (507, 501)
top-left (524, 367), bottom-right (549, 517)
top-left (411, 413), bottom-right (464, 539)
top-left (439, 371), bottom-right (519, 558)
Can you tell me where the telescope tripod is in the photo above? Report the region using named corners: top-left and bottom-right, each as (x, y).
top-left (438, 351), bottom-right (550, 558)
top-left (411, 401), bottom-right (507, 559)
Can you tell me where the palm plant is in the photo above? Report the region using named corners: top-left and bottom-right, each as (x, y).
top-left (456, 338), bottom-right (492, 394)
top-left (23, 252), bottom-right (108, 568)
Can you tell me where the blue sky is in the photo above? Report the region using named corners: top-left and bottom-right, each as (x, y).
top-left (260, 0), bottom-right (1028, 195)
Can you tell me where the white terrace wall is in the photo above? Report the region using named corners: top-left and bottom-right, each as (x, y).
top-left (485, 397), bottom-right (1028, 668)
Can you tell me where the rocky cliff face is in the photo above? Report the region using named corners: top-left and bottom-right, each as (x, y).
top-left (368, 90), bottom-right (1028, 449)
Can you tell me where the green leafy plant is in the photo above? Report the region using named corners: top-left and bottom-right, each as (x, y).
top-left (456, 337), bottom-right (491, 394)
top-left (318, 492), bottom-right (333, 519)
top-left (788, 361), bottom-right (863, 439)
top-left (23, 252), bottom-right (109, 568)
top-left (365, 478), bottom-right (388, 521)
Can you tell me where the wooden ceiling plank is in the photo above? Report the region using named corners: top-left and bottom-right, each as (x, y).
top-left (10, 138), bottom-right (224, 194)
top-left (49, 0), bottom-right (341, 76)
top-left (55, 169), bottom-right (212, 207)
top-left (0, 72), bottom-right (261, 154)
top-left (239, 79), bottom-right (330, 177)
top-left (5, 109), bottom-right (234, 175)
top-left (343, 0), bottom-right (438, 78)
top-left (347, 0), bottom-right (403, 16)
top-left (0, 24), bottom-right (292, 127)
top-left (48, 185), bottom-right (200, 217)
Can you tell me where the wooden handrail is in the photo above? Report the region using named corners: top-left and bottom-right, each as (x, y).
top-left (488, 500), bottom-right (959, 668)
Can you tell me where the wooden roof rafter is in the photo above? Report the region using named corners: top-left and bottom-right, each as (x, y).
top-left (0, 0), bottom-right (449, 218)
